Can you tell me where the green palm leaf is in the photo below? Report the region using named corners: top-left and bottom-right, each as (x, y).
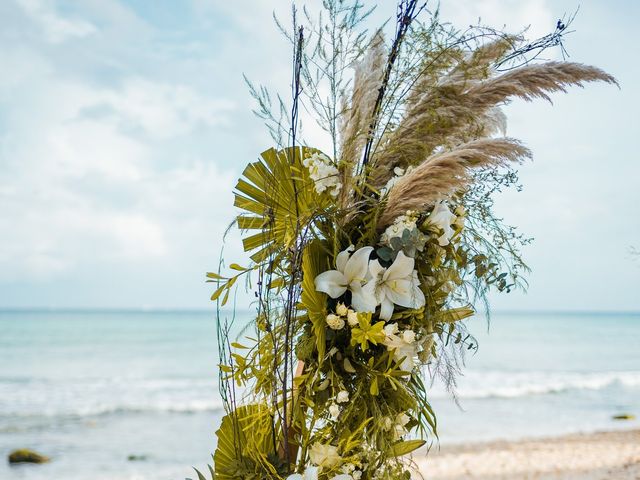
top-left (213, 404), bottom-right (277, 479)
top-left (234, 146), bottom-right (330, 262)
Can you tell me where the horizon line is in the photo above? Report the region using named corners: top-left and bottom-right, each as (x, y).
top-left (0, 307), bottom-right (639, 316)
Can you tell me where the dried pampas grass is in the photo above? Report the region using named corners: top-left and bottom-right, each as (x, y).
top-left (338, 31), bottom-right (386, 206)
top-left (378, 137), bottom-right (531, 228)
top-left (371, 60), bottom-right (617, 189)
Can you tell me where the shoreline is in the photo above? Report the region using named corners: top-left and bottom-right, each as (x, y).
top-left (415, 428), bottom-right (640, 479)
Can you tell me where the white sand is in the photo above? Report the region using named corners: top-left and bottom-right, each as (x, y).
top-left (415, 429), bottom-right (640, 479)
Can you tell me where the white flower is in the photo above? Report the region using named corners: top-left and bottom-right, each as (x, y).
top-left (380, 211), bottom-right (424, 246)
top-left (336, 302), bottom-right (349, 316)
top-left (346, 309), bottom-right (359, 327)
top-left (384, 327), bottom-right (419, 371)
top-left (382, 416), bottom-right (394, 431)
top-left (309, 443), bottom-right (341, 468)
top-left (352, 471), bottom-right (362, 480)
top-left (314, 246), bottom-right (377, 312)
top-left (454, 205), bottom-right (466, 229)
top-left (326, 314), bottom-right (345, 330)
top-left (287, 469), bottom-right (351, 480)
top-left (303, 152), bottom-right (342, 197)
top-left (286, 466), bottom-right (319, 480)
top-left (365, 251), bottom-right (426, 320)
top-left (392, 412), bottom-right (411, 439)
top-left (401, 330), bottom-right (416, 344)
top-left (342, 463), bottom-right (355, 474)
top-left (384, 323), bottom-right (399, 337)
top-left (428, 201), bottom-right (457, 246)
top-left (336, 390), bottom-right (349, 403)
top-left (396, 412), bottom-right (410, 427)
top-left (329, 403), bottom-right (341, 420)
top-left (382, 165), bottom-right (414, 192)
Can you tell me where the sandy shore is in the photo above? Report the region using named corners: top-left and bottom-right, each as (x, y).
top-left (415, 429), bottom-right (640, 479)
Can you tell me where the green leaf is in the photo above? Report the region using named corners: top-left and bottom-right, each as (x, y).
top-left (213, 404), bottom-right (275, 480)
top-left (211, 285), bottom-right (226, 301)
top-left (206, 272), bottom-right (226, 280)
top-left (300, 239), bottom-right (330, 361)
top-left (432, 306), bottom-right (474, 323)
top-left (233, 146), bottom-right (331, 255)
top-left (387, 439), bottom-right (426, 457)
top-left (193, 467), bottom-right (209, 480)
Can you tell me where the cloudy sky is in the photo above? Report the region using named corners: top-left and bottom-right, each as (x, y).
top-left (0, 0), bottom-right (637, 311)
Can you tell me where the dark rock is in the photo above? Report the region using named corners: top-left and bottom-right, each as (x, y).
top-left (612, 413), bottom-right (636, 420)
top-left (127, 454), bottom-right (148, 462)
top-left (8, 449), bottom-right (50, 464)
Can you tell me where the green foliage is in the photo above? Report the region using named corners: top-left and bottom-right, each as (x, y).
top-left (213, 404), bottom-right (279, 480)
top-left (234, 146), bottom-right (330, 262)
top-left (350, 314), bottom-right (386, 351)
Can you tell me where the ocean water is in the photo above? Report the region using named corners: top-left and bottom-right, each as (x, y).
top-left (1, 310), bottom-right (639, 479)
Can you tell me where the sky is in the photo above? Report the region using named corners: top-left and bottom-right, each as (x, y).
top-left (0, 0), bottom-right (638, 311)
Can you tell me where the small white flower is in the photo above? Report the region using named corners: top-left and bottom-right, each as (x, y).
top-left (352, 471), bottom-right (362, 480)
top-left (396, 412), bottom-right (410, 426)
top-left (401, 329), bottom-right (416, 344)
top-left (303, 152), bottom-right (342, 197)
top-left (336, 390), bottom-right (349, 403)
top-left (391, 413), bottom-right (411, 439)
top-left (286, 466), bottom-right (320, 480)
top-left (342, 463), bottom-right (355, 474)
top-left (326, 314), bottom-right (345, 330)
top-left (336, 302), bottom-right (349, 316)
top-left (384, 327), bottom-right (419, 371)
top-left (346, 309), bottom-right (359, 327)
top-left (428, 201), bottom-right (457, 246)
top-left (384, 323), bottom-right (399, 337)
top-left (329, 403), bottom-right (341, 421)
top-left (309, 443), bottom-right (341, 468)
top-left (383, 165), bottom-right (414, 192)
top-left (379, 211), bottom-right (426, 253)
top-left (382, 416), bottom-right (394, 431)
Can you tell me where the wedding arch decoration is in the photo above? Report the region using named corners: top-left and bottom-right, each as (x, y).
top-left (201, 2), bottom-right (616, 479)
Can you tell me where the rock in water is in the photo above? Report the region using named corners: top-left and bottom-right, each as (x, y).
top-left (127, 454), bottom-right (148, 461)
top-left (612, 413), bottom-right (636, 420)
top-left (8, 449), bottom-right (50, 464)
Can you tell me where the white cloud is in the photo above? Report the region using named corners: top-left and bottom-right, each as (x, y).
top-left (0, 0), bottom-right (637, 310)
top-left (441, 0), bottom-right (555, 40)
top-left (16, 0), bottom-right (97, 43)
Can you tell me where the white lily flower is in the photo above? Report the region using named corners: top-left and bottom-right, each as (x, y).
top-left (428, 201), bottom-right (457, 246)
top-left (314, 246), bottom-right (377, 312)
top-left (365, 251), bottom-right (425, 320)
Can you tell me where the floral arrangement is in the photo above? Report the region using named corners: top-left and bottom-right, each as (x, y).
top-left (200, 2), bottom-right (616, 479)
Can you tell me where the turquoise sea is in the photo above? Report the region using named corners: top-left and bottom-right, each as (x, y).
top-left (1, 310), bottom-right (639, 479)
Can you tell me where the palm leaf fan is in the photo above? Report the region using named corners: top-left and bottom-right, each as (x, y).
top-left (213, 404), bottom-right (278, 479)
top-left (234, 146), bottom-right (331, 263)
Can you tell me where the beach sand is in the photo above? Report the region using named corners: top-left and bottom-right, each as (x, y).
top-left (415, 429), bottom-right (640, 479)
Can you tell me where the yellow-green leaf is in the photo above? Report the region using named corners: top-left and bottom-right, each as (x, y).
top-left (387, 439), bottom-right (426, 457)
